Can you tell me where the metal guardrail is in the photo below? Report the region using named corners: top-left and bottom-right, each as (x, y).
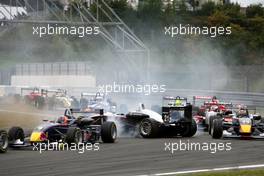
top-left (107, 89), bottom-right (264, 109)
top-left (164, 89), bottom-right (264, 108)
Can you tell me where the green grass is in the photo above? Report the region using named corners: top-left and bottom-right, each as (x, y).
top-left (178, 169), bottom-right (264, 176)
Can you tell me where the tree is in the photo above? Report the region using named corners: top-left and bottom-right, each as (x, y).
top-left (199, 2), bottom-right (216, 16)
top-left (138, 0), bottom-right (163, 21)
top-left (188, 0), bottom-right (199, 11)
top-left (217, 3), bottom-right (243, 19)
top-left (163, 3), bottom-right (176, 24)
top-left (178, 0), bottom-right (188, 14)
top-left (246, 4), bottom-right (264, 18)
top-left (109, 0), bottom-right (129, 18)
top-left (208, 10), bottom-right (230, 26)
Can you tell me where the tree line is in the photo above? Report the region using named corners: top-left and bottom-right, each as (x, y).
top-left (107, 0), bottom-right (264, 64)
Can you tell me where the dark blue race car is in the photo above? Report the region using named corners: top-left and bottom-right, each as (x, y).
top-left (8, 108), bottom-right (117, 148)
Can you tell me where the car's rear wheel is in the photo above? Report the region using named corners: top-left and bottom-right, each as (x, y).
top-left (0, 130), bottom-right (8, 153)
top-left (139, 118), bottom-right (160, 138)
top-left (211, 119), bottom-right (223, 139)
top-left (101, 122), bottom-right (117, 143)
top-left (65, 127), bottom-right (82, 145)
top-left (182, 119), bottom-right (197, 137)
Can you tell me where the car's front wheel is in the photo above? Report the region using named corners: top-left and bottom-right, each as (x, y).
top-left (65, 127), bottom-right (82, 145)
top-left (8, 127), bottom-right (25, 144)
top-left (101, 121), bottom-right (117, 143)
top-left (211, 119), bottom-right (223, 139)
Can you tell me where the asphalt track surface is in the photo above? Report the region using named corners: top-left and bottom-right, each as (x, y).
top-left (1, 107), bottom-right (264, 176)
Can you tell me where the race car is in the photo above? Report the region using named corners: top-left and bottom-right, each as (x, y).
top-left (80, 92), bottom-right (117, 113)
top-left (21, 87), bottom-right (46, 109)
top-left (45, 89), bottom-right (79, 109)
top-left (193, 96), bottom-right (213, 130)
top-left (210, 105), bottom-right (264, 139)
top-left (20, 87), bottom-right (78, 110)
top-left (118, 96), bottom-right (197, 138)
top-left (8, 108), bottom-right (117, 148)
top-left (0, 130), bottom-right (8, 153)
top-left (192, 96), bottom-right (213, 115)
top-left (193, 96), bottom-right (232, 132)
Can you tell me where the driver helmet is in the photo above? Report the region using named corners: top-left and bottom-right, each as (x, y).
top-left (175, 99), bottom-right (182, 106)
top-left (57, 116), bottom-right (69, 125)
top-left (212, 96), bottom-right (219, 103)
top-left (237, 104), bottom-right (248, 117)
top-left (218, 105), bottom-right (226, 112)
top-left (210, 105), bottom-right (219, 112)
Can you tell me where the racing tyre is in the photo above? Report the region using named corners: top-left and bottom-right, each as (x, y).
top-left (139, 118), bottom-right (160, 138)
top-left (65, 127), bottom-right (82, 145)
top-left (182, 119), bottom-right (197, 137)
top-left (0, 130), bottom-right (8, 153)
top-left (211, 119), bottom-right (223, 139)
top-left (208, 115), bottom-right (216, 135)
top-left (209, 115), bottom-right (222, 135)
top-left (8, 127), bottom-right (25, 146)
top-left (101, 122), bottom-right (117, 143)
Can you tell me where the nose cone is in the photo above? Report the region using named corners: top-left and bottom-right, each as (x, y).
top-left (30, 132), bottom-right (42, 142)
top-left (240, 125), bottom-right (251, 133)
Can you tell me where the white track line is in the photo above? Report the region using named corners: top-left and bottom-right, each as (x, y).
top-left (137, 164), bottom-right (264, 176)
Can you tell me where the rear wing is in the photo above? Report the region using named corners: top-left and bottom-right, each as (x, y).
top-left (45, 89), bottom-right (67, 96)
top-left (192, 96), bottom-right (212, 106)
top-left (67, 108), bottom-right (104, 115)
top-left (81, 92), bottom-right (97, 97)
top-left (204, 102), bottom-right (232, 106)
top-left (81, 92), bottom-right (105, 99)
top-left (20, 87), bottom-right (42, 96)
top-left (20, 87), bottom-right (47, 96)
top-left (163, 96), bottom-right (188, 107)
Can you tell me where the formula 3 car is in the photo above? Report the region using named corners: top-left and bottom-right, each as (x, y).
top-left (21, 87), bottom-right (46, 109)
top-left (193, 96), bottom-right (232, 132)
top-left (118, 96), bottom-right (197, 138)
top-left (80, 92), bottom-right (117, 113)
top-left (20, 87), bottom-right (78, 110)
top-left (211, 106), bottom-right (264, 139)
top-left (46, 89), bottom-right (79, 109)
top-left (8, 108), bottom-right (117, 148)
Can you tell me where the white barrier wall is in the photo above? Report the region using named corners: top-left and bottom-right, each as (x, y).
top-left (11, 75), bottom-right (96, 87)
